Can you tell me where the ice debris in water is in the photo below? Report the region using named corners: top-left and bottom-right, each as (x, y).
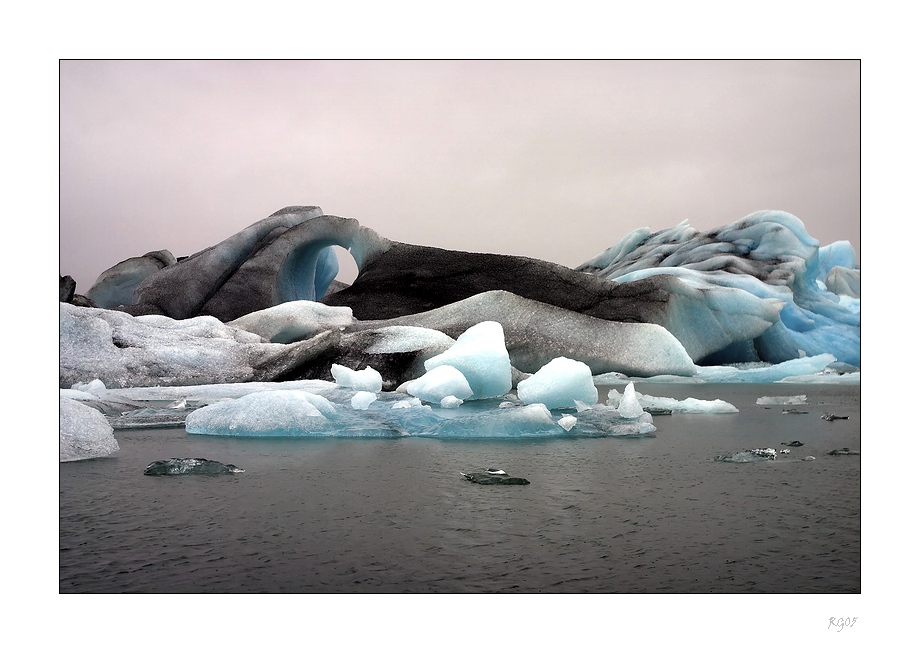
top-left (516, 357), bottom-right (598, 409)
top-left (331, 364), bottom-right (383, 393)
top-left (422, 321), bottom-right (512, 399)
top-left (60, 396), bottom-right (119, 462)
top-left (440, 395), bottom-right (464, 408)
top-left (607, 387), bottom-right (738, 414)
top-left (715, 448), bottom-right (778, 463)
top-left (756, 394), bottom-right (808, 405)
top-left (144, 458), bottom-right (243, 475)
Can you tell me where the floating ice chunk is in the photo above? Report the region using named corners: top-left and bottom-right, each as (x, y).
top-left (331, 363), bottom-right (383, 393)
top-left (574, 400), bottom-right (594, 412)
top-left (607, 388), bottom-right (738, 414)
top-left (558, 414), bottom-right (577, 431)
top-left (60, 396), bottom-right (119, 462)
top-left (406, 365), bottom-right (474, 404)
top-left (516, 357), bottom-right (599, 409)
top-left (185, 390), bottom-right (332, 436)
top-left (756, 394), bottom-right (808, 405)
top-left (615, 382), bottom-right (646, 418)
top-left (351, 391), bottom-right (377, 410)
top-left (440, 395), bottom-right (464, 408)
top-left (423, 321), bottom-right (512, 399)
top-left (499, 401), bottom-right (516, 408)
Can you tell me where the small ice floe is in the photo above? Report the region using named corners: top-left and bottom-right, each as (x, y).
top-left (782, 408), bottom-right (808, 415)
top-left (715, 447), bottom-right (777, 463)
top-left (827, 447), bottom-right (859, 456)
top-left (802, 456), bottom-right (816, 461)
top-left (779, 449), bottom-right (791, 455)
top-left (757, 395), bottom-right (808, 406)
top-left (821, 412), bottom-right (849, 421)
top-left (167, 397), bottom-right (187, 410)
top-left (461, 469), bottom-right (529, 485)
top-left (781, 440), bottom-right (805, 447)
top-left (144, 458), bottom-right (244, 475)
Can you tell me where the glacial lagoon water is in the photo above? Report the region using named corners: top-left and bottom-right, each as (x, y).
top-left (59, 383), bottom-right (859, 593)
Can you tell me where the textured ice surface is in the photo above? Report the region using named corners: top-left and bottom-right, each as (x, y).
top-left (607, 388), bottom-right (738, 414)
top-left (516, 357), bottom-right (599, 409)
top-left (228, 301), bottom-right (353, 343)
top-left (423, 321), bottom-right (512, 399)
top-left (60, 396), bottom-right (119, 462)
top-left (405, 365), bottom-right (474, 404)
top-left (578, 211), bottom-right (860, 367)
top-left (331, 363), bottom-right (384, 393)
top-left (60, 303), bottom-right (313, 388)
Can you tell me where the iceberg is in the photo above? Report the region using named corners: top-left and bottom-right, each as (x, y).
top-left (60, 396), bottom-right (119, 462)
top-left (422, 321), bottom-right (512, 399)
top-left (615, 382), bottom-right (646, 419)
top-left (185, 390), bottom-right (337, 436)
top-left (516, 357), bottom-right (598, 409)
top-left (577, 211), bottom-right (860, 367)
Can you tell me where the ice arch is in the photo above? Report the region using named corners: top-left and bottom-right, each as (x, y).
top-left (199, 214), bottom-right (391, 321)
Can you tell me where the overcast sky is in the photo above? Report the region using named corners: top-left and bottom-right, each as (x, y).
top-left (59, 60), bottom-right (859, 293)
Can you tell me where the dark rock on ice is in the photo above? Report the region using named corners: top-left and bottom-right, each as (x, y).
top-left (60, 275), bottom-right (76, 303)
top-left (821, 412), bottom-right (849, 421)
top-left (460, 470), bottom-right (530, 485)
top-left (144, 458), bottom-right (244, 475)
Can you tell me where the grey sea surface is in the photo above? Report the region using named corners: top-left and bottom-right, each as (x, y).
top-left (59, 383), bottom-right (860, 593)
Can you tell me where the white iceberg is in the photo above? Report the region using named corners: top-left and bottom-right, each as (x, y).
top-left (516, 357), bottom-right (599, 409)
top-left (405, 365), bottom-right (474, 404)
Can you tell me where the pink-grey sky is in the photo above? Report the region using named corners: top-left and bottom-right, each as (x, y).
top-left (60, 59), bottom-right (859, 294)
